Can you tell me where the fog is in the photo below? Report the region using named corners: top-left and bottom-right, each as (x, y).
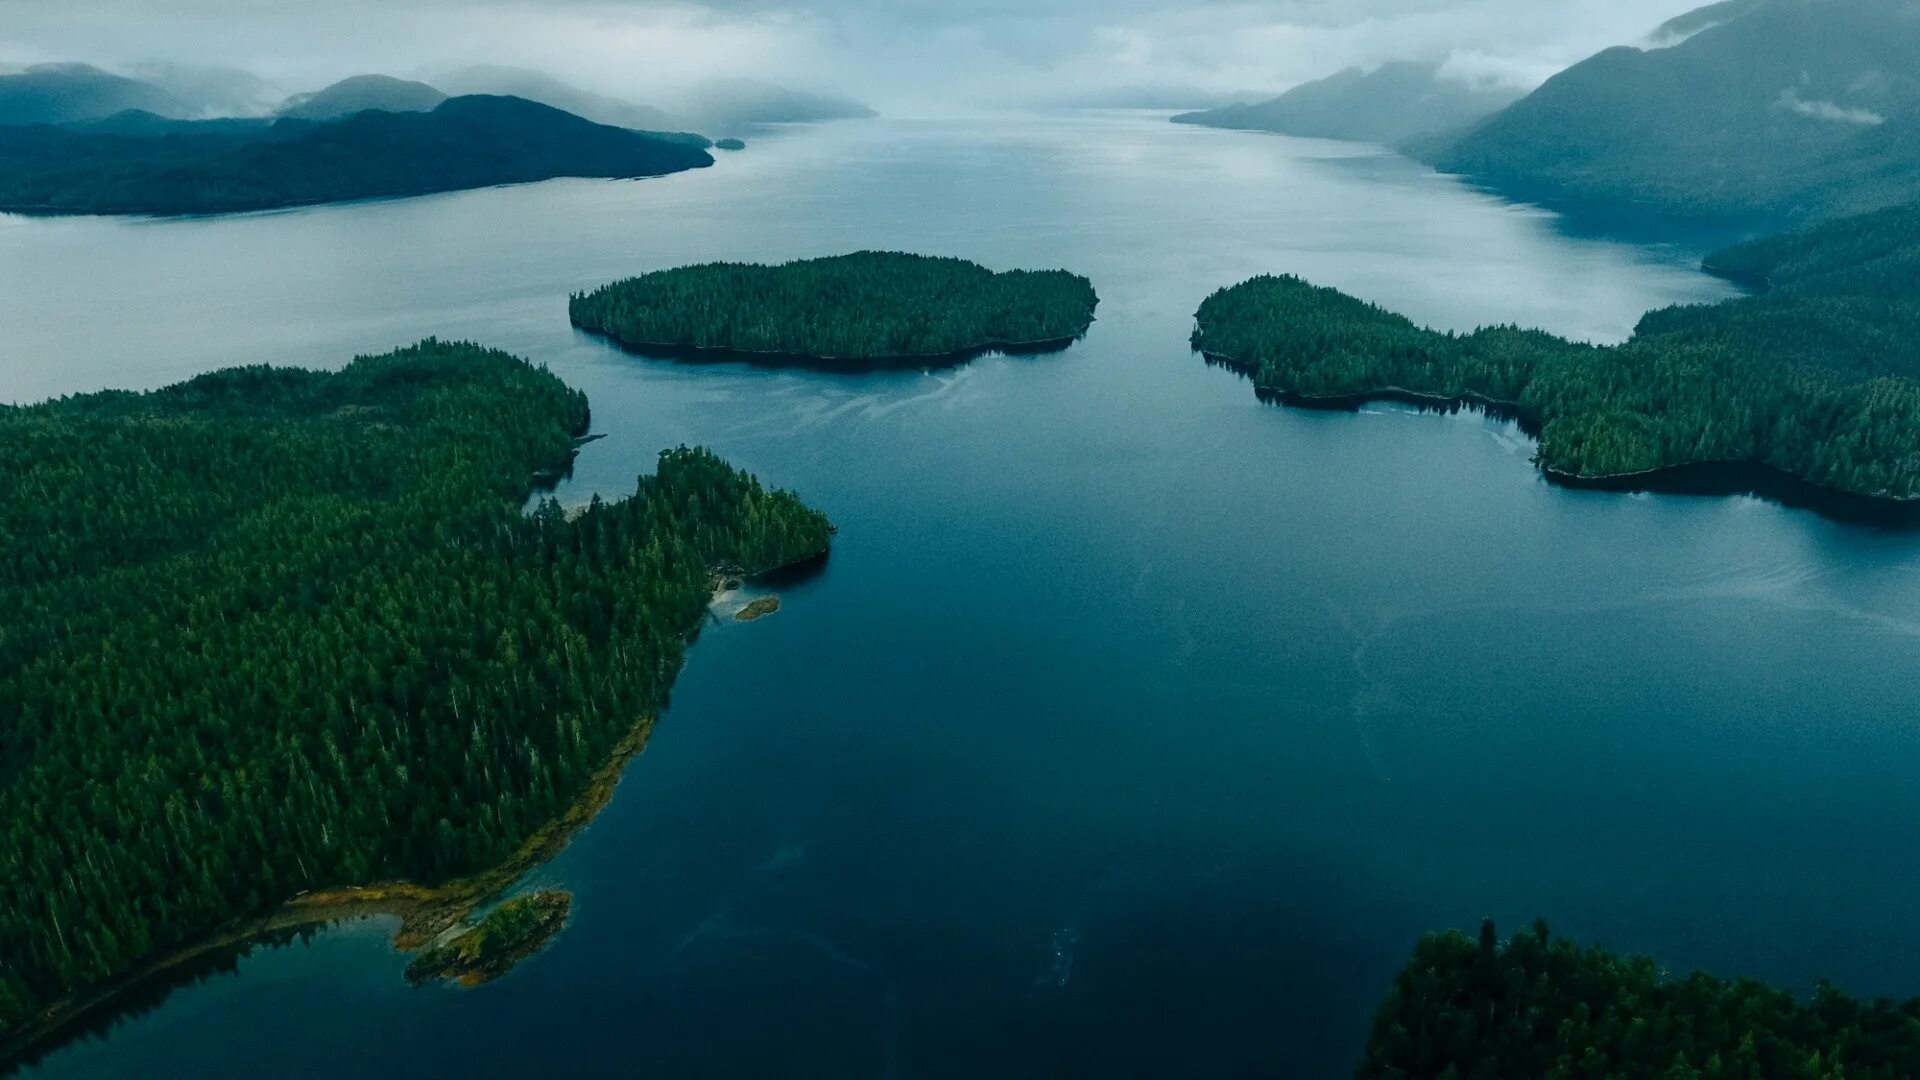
top-left (0, 0), bottom-right (1706, 113)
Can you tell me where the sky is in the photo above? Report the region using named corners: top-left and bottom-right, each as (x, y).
top-left (0, 0), bottom-right (1709, 111)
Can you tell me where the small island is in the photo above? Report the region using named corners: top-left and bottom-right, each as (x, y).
top-left (734, 595), bottom-right (781, 621)
top-left (405, 892), bottom-right (572, 987)
top-left (569, 251), bottom-right (1098, 367)
top-left (714, 137), bottom-right (746, 151)
top-left (1361, 920), bottom-right (1920, 1077)
top-left (1193, 197), bottom-right (1920, 503)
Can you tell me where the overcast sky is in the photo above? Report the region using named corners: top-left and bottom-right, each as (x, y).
top-left (0, 0), bottom-right (1706, 110)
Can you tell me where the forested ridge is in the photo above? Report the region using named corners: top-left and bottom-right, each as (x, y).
top-left (1359, 921), bottom-right (1920, 1079)
top-left (1192, 199), bottom-right (1920, 499)
top-left (0, 341), bottom-right (830, 1038)
top-left (569, 251), bottom-right (1098, 363)
top-left (0, 94), bottom-right (713, 216)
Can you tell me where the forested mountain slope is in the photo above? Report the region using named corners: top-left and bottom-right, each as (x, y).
top-left (1171, 61), bottom-right (1521, 149)
top-left (0, 95), bottom-right (713, 215)
top-left (1433, 0), bottom-right (1920, 220)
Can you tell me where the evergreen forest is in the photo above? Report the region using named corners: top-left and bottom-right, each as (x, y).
top-left (1191, 198), bottom-right (1920, 499)
top-left (569, 251), bottom-right (1098, 363)
top-left (0, 340), bottom-right (830, 1037)
top-left (1359, 921), bottom-right (1920, 1079)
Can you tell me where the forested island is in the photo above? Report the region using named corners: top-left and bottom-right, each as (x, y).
top-left (1359, 920), bottom-right (1920, 1078)
top-left (0, 94), bottom-right (713, 215)
top-left (0, 341), bottom-right (830, 1052)
top-left (1193, 197), bottom-right (1920, 501)
top-left (570, 251), bottom-right (1099, 366)
top-left (404, 892), bottom-right (572, 987)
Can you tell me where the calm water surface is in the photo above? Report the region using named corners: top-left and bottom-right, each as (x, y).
top-left (6, 112), bottom-right (1918, 1079)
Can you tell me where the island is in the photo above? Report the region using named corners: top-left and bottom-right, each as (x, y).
top-left (569, 251), bottom-right (1099, 367)
top-left (735, 595), bottom-right (781, 621)
top-left (405, 892), bottom-right (572, 987)
top-left (1193, 196), bottom-right (1920, 503)
top-left (0, 94), bottom-right (714, 216)
top-left (0, 340), bottom-right (831, 1057)
top-left (714, 137), bottom-right (746, 151)
top-left (1359, 920), bottom-right (1920, 1077)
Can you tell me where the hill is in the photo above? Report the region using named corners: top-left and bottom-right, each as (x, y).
top-left (0, 63), bottom-right (188, 126)
top-left (126, 63), bottom-right (281, 117)
top-left (1192, 197), bottom-right (1920, 501)
top-left (0, 95), bottom-right (714, 215)
top-left (276, 74), bottom-right (447, 121)
top-left (434, 66), bottom-right (698, 140)
top-left (675, 78), bottom-right (876, 132)
top-left (1433, 0), bottom-right (1920, 220)
top-left (1172, 61), bottom-right (1522, 149)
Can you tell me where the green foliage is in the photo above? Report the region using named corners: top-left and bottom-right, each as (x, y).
top-left (570, 251), bottom-right (1098, 362)
top-left (404, 891), bottom-right (570, 984)
top-left (1359, 920), bottom-right (1920, 1079)
top-left (1192, 199), bottom-right (1920, 498)
top-left (0, 341), bottom-right (830, 1035)
top-left (0, 95), bottom-right (713, 215)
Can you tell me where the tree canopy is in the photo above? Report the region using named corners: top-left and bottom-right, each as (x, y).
top-left (0, 340), bottom-right (830, 1038)
top-left (0, 95), bottom-right (713, 216)
top-left (1360, 920), bottom-right (1920, 1079)
top-left (1192, 198), bottom-right (1920, 499)
top-left (570, 251), bottom-right (1098, 364)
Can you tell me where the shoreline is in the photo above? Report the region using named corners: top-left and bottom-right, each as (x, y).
top-left (0, 533), bottom-right (832, 1073)
top-left (1200, 349), bottom-right (1920, 524)
top-left (0, 715), bottom-right (657, 1073)
top-left (571, 321), bottom-right (1092, 371)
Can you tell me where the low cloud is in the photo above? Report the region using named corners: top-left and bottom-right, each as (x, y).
top-left (0, 0), bottom-right (1707, 110)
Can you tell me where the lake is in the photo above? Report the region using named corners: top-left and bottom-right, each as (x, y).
top-left (6, 111), bottom-right (1919, 1079)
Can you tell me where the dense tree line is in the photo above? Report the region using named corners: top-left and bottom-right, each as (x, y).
top-left (569, 251), bottom-right (1098, 363)
top-left (0, 340), bottom-right (830, 1036)
top-left (0, 95), bottom-right (713, 216)
top-left (1191, 199), bottom-right (1920, 499)
top-left (1359, 920), bottom-right (1920, 1079)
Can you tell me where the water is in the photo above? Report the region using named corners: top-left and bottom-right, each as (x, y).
top-left (6, 112), bottom-right (1917, 1079)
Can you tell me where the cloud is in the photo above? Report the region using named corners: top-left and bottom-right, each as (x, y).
top-left (1777, 88), bottom-right (1886, 127)
top-left (0, 0), bottom-right (1708, 109)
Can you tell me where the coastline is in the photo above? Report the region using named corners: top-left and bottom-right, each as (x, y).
top-left (0, 528), bottom-right (832, 1073)
top-left (1200, 349), bottom-right (1920, 524)
top-left (571, 321), bottom-right (1092, 371)
top-left (0, 714), bottom-right (658, 1073)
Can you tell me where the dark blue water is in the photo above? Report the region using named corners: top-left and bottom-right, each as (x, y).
top-left (6, 112), bottom-right (1919, 1079)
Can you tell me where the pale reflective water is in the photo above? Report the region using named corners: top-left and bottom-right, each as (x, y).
top-left (5, 113), bottom-right (1918, 1079)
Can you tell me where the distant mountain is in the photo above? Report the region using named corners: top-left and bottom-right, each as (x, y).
top-left (675, 78), bottom-right (875, 131)
top-left (0, 63), bottom-right (188, 126)
top-left (1434, 0), bottom-right (1920, 221)
top-left (0, 95), bottom-right (713, 215)
top-left (276, 75), bottom-right (447, 121)
top-left (126, 63), bottom-right (281, 117)
top-left (434, 66), bottom-right (697, 138)
top-left (1171, 62), bottom-right (1523, 149)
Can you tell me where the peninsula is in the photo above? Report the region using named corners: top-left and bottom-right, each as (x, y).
top-left (569, 251), bottom-right (1098, 366)
top-left (0, 341), bottom-right (831, 1054)
top-left (1194, 197), bottom-right (1920, 501)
